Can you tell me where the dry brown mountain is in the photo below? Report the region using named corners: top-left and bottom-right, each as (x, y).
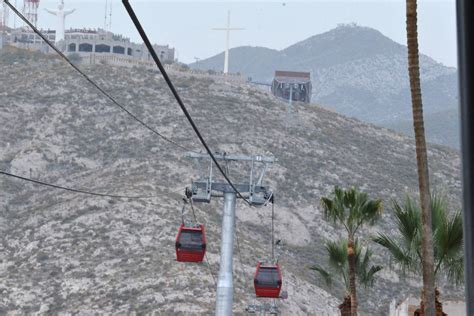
top-left (0, 51), bottom-right (463, 315)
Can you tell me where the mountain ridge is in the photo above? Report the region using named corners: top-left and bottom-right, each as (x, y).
top-left (190, 24), bottom-right (459, 149)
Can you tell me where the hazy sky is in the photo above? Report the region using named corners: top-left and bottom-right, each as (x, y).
top-left (9, 0), bottom-right (457, 67)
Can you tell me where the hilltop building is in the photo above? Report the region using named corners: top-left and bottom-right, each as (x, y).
top-left (2, 27), bottom-right (175, 67)
top-left (271, 70), bottom-right (312, 104)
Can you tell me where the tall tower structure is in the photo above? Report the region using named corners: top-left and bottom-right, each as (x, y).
top-left (0, 1), bottom-right (4, 30)
top-left (23, 0), bottom-right (40, 27)
top-left (0, 0), bottom-right (9, 30)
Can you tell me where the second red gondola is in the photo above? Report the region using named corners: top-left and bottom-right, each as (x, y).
top-left (175, 224), bottom-right (206, 262)
top-left (253, 262), bottom-right (282, 298)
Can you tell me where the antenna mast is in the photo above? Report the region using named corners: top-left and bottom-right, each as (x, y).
top-left (108, 0), bottom-right (112, 31)
top-left (103, 0), bottom-right (107, 30)
top-left (1, 0), bottom-right (9, 30)
top-left (23, 0), bottom-right (40, 28)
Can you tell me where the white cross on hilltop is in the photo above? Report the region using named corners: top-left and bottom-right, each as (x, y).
top-left (212, 10), bottom-right (244, 75)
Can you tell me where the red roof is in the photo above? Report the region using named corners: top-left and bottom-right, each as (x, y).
top-left (274, 70), bottom-right (310, 79)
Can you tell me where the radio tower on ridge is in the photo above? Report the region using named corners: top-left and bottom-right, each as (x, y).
top-left (0, 0), bottom-right (9, 30)
top-left (23, 0), bottom-right (40, 27)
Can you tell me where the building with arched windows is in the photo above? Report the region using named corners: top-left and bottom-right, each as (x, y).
top-left (4, 27), bottom-right (175, 67)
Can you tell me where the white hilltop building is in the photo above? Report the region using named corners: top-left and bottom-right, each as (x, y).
top-left (1, 0), bottom-right (175, 67)
top-left (4, 27), bottom-right (175, 67)
top-left (61, 28), bottom-right (175, 66)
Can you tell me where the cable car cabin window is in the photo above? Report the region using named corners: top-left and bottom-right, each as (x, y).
top-left (178, 230), bottom-right (204, 251)
top-left (255, 267), bottom-right (280, 287)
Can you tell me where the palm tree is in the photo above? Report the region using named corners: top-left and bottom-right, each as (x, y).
top-left (310, 239), bottom-right (383, 315)
top-left (406, 0), bottom-right (436, 313)
top-left (374, 195), bottom-right (463, 313)
top-left (320, 186), bottom-right (383, 315)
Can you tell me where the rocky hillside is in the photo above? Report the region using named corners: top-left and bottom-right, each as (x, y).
top-left (387, 107), bottom-right (460, 149)
top-left (190, 24), bottom-right (459, 149)
top-left (0, 51), bottom-right (463, 315)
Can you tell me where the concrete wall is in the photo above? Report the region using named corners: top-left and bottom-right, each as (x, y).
top-left (444, 300), bottom-right (466, 316)
top-left (390, 297), bottom-right (466, 316)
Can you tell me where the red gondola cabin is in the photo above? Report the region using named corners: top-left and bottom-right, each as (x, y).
top-left (253, 262), bottom-right (282, 298)
top-left (175, 224), bottom-right (206, 262)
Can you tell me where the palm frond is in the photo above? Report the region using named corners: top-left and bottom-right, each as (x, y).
top-left (309, 264), bottom-right (333, 287)
top-left (321, 193), bottom-right (345, 225)
top-left (373, 233), bottom-right (417, 272)
top-left (359, 264), bottom-right (383, 289)
top-left (443, 255), bottom-right (464, 286)
top-left (392, 198), bottom-right (421, 252)
top-left (326, 240), bottom-right (348, 270)
top-left (378, 194), bottom-right (464, 286)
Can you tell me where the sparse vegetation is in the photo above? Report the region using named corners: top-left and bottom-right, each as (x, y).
top-left (320, 186), bottom-right (383, 315)
top-left (373, 194), bottom-right (463, 314)
top-left (0, 51), bottom-right (463, 314)
top-left (310, 239), bottom-right (382, 314)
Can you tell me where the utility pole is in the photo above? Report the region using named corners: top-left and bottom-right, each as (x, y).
top-left (104, 0), bottom-right (108, 30)
top-left (187, 152), bottom-right (276, 316)
top-left (212, 10), bottom-right (244, 75)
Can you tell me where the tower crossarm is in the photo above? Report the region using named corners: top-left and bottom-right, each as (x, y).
top-left (184, 151), bottom-right (276, 314)
top-left (186, 152), bottom-right (276, 205)
top-left (187, 152), bottom-right (276, 164)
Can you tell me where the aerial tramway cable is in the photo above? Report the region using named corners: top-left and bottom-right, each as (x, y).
top-left (0, 170), bottom-right (158, 199)
top-left (122, 0), bottom-right (253, 207)
top-left (271, 195), bottom-right (275, 261)
top-left (3, 0), bottom-right (194, 154)
top-left (4, 0), bottom-right (261, 207)
top-left (5, 0), bottom-right (281, 302)
top-left (189, 199), bottom-right (218, 287)
top-left (234, 199), bottom-right (254, 298)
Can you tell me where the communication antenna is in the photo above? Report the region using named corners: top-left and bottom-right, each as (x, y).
top-left (13, 0), bottom-right (16, 28)
top-left (0, 1), bottom-right (4, 29)
top-left (23, 0), bottom-right (39, 28)
top-left (103, 0), bottom-right (108, 30)
top-left (108, 0), bottom-right (112, 32)
top-left (1, 0), bottom-right (9, 30)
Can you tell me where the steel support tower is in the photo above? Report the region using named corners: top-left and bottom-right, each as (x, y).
top-left (23, 0), bottom-right (39, 27)
top-left (1, 0), bottom-right (8, 30)
top-left (187, 152), bottom-right (276, 316)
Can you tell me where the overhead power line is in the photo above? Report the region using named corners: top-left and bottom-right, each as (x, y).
top-left (0, 170), bottom-right (158, 199)
top-left (189, 199), bottom-right (217, 287)
top-left (122, 0), bottom-right (252, 206)
top-left (3, 0), bottom-right (193, 153)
